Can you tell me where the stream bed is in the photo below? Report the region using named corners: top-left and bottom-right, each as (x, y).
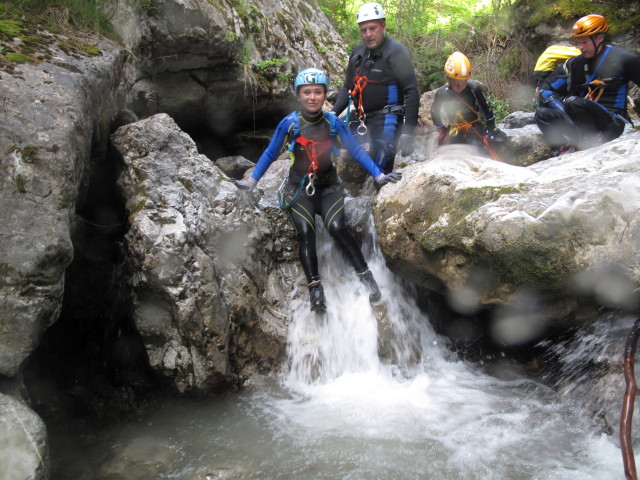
top-left (47, 224), bottom-right (631, 480)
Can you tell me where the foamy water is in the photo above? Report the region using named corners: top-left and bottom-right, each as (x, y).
top-left (52, 217), bottom-right (631, 480)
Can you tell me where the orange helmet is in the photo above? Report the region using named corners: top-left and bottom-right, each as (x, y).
top-left (571, 14), bottom-right (609, 37)
top-left (444, 52), bottom-right (471, 80)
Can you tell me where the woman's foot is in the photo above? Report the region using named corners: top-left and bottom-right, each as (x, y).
top-left (308, 281), bottom-right (327, 313)
top-left (358, 269), bottom-right (381, 303)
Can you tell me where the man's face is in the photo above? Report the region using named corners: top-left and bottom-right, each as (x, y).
top-left (574, 34), bottom-right (604, 59)
top-left (359, 20), bottom-right (386, 49)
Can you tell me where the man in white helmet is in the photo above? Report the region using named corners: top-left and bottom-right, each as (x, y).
top-left (331, 2), bottom-right (419, 174)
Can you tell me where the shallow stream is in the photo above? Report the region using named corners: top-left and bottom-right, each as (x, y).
top-left (50, 221), bottom-right (630, 480)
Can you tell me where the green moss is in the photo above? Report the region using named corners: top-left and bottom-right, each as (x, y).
top-left (15, 173), bottom-right (26, 193)
top-left (0, 19), bottom-right (24, 37)
top-left (6, 52), bottom-right (30, 63)
top-left (83, 44), bottom-right (100, 56)
top-left (178, 177), bottom-right (194, 193)
top-left (128, 199), bottom-right (146, 219)
top-left (257, 57), bottom-right (288, 71)
top-left (21, 145), bottom-right (38, 162)
top-left (0, 2), bottom-right (105, 72)
top-left (450, 186), bottom-right (520, 222)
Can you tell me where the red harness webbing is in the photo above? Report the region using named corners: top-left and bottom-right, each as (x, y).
top-left (294, 136), bottom-right (333, 175)
top-left (350, 74), bottom-right (376, 119)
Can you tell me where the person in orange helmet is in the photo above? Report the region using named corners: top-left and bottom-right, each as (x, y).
top-left (534, 14), bottom-right (640, 154)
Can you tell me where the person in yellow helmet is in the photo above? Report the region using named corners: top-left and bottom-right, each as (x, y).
top-left (431, 52), bottom-right (506, 153)
top-left (532, 44), bottom-right (581, 87)
top-left (534, 14), bottom-right (640, 154)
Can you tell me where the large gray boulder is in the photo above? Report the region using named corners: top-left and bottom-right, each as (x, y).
top-left (112, 113), bottom-right (300, 392)
top-left (373, 132), bottom-right (640, 333)
top-left (0, 36), bottom-right (124, 377)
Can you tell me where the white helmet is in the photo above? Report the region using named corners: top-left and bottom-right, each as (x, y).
top-left (356, 2), bottom-right (385, 24)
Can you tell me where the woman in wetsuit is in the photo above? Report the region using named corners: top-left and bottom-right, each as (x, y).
top-left (234, 68), bottom-right (401, 313)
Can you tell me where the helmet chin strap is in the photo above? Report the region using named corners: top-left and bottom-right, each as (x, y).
top-left (591, 35), bottom-right (604, 56)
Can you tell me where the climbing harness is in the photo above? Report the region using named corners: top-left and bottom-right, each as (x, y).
top-left (442, 110), bottom-right (502, 161)
top-left (278, 112), bottom-right (339, 208)
top-left (295, 135), bottom-right (333, 196)
top-left (348, 52), bottom-right (378, 136)
top-left (349, 73), bottom-right (375, 135)
top-left (580, 45), bottom-right (612, 99)
top-left (445, 87), bottom-right (503, 161)
top-left (585, 79), bottom-right (606, 102)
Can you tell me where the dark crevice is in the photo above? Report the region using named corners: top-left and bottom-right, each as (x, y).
top-left (23, 138), bottom-right (160, 428)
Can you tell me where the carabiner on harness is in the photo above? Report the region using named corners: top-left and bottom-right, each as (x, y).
top-left (357, 116), bottom-right (368, 135)
top-left (305, 172), bottom-right (316, 196)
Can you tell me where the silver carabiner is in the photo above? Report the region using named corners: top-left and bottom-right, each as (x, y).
top-left (357, 117), bottom-right (367, 135)
top-left (305, 172), bottom-right (316, 196)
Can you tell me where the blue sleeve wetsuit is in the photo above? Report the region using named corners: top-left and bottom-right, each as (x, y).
top-left (535, 45), bottom-right (640, 148)
top-left (250, 111), bottom-right (381, 285)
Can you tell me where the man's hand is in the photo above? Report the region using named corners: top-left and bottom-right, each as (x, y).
top-left (374, 172), bottom-right (402, 186)
top-left (438, 126), bottom-right (447, 142)
top-left (398, 133), bottom-right (415, 156)
top-left (234, 177), bottom-right (257, 191)
top-left (486, 128), bottom-right (507, 143)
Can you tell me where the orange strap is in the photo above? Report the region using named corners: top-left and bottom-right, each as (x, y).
top-left (294, 137), bottom-right (333, 175)
top-left (585, 79), bottom-right (606, 103)
top-left (350, 74), bottom-right (376, 119)
top-left (450, 118), bottom-right (479, 136)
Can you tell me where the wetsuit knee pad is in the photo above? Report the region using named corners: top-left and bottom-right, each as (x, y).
top-left (564, 96), bottom-right (588, 115)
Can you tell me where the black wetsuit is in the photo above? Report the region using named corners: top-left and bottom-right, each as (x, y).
top-left (431, 81), bottom-right (497, 146)
top-left (250, 111), bottom-right (382, 285)
top-left (332, 35), bottom-right (419, 173)
top-left (535, 45), bottom-right (640, 148)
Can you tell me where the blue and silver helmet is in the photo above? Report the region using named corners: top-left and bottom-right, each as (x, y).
top-left (293, 68), bottom-right (329, 93)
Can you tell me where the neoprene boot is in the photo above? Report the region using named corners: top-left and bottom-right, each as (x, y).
top-left (358, 269), bottom-right (381, 303)
top-left (308, 280), bottom-right (327, 313)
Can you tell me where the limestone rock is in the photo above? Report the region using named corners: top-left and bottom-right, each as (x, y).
top-left (0, 36), bottom-right (124, 377)
top-left (112, 114), bottom-right (299, 392)
top-left (373, 132), bottom-right (640, 328)
top-left (0, 394), bottom-right (49, 480)
top-left (215, 155), bottom-right (255, 180)
top-left (111, 0), bottom-right (348, 132)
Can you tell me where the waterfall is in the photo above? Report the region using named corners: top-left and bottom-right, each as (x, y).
top-left (47, 210), bottom-right (631, 480)
top-left (281, 213), bottom-right (447, 389)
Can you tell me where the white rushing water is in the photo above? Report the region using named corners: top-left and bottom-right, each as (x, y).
top-left (56, 217), bottom-right (630, 480)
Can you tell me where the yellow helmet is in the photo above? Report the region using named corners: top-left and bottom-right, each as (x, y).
top-left (571, 14), bottom-right (609, 37)
top-left (444, 52), bottom-right (471, 80)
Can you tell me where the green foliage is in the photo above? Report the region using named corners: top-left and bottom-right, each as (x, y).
top-left (486, 93), bottom-right (510, 124)
top-left (0, 1), bottom-right (105, 71)
top-left (2, 0), bottom-right (116, 35)
top-left (257, 57), bottom-right (288, 71)
top-left (0, 19), bottom-right (24, 37)
top-left (318, 0), bottom-right (360, 50)
top-left (6, 52), bottom-right (30, 63)
top-left (517, 0), bottom-right (640, 36)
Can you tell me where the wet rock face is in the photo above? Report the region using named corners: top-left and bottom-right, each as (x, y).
top-left (0, 0), bottom-right (350, 389)
top-left (112, 0), bottom-right (348, 133)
